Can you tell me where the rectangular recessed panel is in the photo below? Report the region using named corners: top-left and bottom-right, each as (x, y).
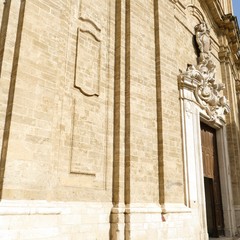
top-left (74, 29), bottom-right (100, 96)
top-left (70, 98), bottom-right (106, 176)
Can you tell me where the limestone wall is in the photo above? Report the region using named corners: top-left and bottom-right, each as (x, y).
top-left (0, 0), bottom-right (239, 239)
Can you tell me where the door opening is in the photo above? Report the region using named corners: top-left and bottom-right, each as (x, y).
top-left (201, 122), bottom-right (224, 237)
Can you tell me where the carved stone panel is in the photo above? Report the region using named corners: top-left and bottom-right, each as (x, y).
top-left (67, 0), bottom-right (109, 184)
top-left (74, 27), bottom-right (101, 96)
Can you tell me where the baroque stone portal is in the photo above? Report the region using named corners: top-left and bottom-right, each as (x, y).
top-left (179, 22), bottom-right (230, 121)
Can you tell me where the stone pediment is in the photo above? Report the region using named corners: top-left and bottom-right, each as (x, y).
top-left (179, 22), bottom-right (230, 122)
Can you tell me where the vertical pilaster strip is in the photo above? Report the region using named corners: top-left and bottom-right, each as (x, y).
top-left (113, 0), bottom-right (122, 208)
top-left (0, 0), bottom-right (11, 77)
top-left (220, 51), bottom-right (240, 206)
top-left (236, 79), bottom-right (240, 119)
top-left (110, 0), bottom-right (126, 239)
top-left (0, 0), bottom-right (26, 198)
top-left (124, 0), bottom-right (130, 239)
top-left (153, 0), bottom-right (164, 205)
top-left (124, 0), bottom-right (130, 207)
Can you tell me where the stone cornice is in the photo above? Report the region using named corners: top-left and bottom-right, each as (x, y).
top-left (223, 14), bottom-right (240, 67)
top-left (202, 0), bottom-right (225, 26)
top-left (202, 0), bottom-right (240, 67)
top-left (204, 0), bottom-right (224, 25)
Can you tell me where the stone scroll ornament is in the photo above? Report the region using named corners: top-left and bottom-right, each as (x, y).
top-left (179, 22), bottom-right (230, 121)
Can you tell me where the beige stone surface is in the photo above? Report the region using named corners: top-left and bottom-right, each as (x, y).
top-left (0, 0), bottom-right (239, 239)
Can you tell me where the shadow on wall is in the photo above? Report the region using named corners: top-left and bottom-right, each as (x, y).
top-left (192, 35), bottom-right (201, 64)
top-left (0, 0), bottom-right (26, 199)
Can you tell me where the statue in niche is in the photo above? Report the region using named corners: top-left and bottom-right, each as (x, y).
top-left (195, 22), bottom-right (211, 63)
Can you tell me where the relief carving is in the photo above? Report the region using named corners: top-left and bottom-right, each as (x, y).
top-left (179, 22), bottom-right (230, 121)
top-left (185, 101), bottom-right (194, 119)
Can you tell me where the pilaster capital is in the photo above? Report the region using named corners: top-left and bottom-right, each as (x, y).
top-left (236, 79), bottom-right (240, 94)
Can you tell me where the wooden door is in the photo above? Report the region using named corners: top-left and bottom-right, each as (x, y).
top-left (201, 122), bottom-right (224, 237)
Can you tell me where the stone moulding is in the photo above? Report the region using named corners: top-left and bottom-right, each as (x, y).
top-left (0, 200), bottom-right (113, 216)
top-left (74, 26), bottom-right (101, 97)
top-left (178, 22), bottom-right (230, 122)
top-left (161, 203), bottom-right (191, 214)
top-left (0, 200), bottom-right (62, 215)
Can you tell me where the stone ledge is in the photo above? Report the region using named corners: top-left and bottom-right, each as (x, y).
top-left (0, 200), bottom-right (112, 215)
top-left (161, 203), bottom-right (191, 214)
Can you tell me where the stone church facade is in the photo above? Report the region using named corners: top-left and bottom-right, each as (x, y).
top-left (0, 0), bottom-right (240, 239)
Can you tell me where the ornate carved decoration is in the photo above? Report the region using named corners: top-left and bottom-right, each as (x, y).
top-left (179, 22), bottom-right (230, 121)
top-left (236, 79), bottom-right (240, 95)
top-left (196, 0), bottom-right (240, 67)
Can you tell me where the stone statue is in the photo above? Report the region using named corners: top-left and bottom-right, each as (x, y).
top-left (195, 22), bottom-right (211, 63)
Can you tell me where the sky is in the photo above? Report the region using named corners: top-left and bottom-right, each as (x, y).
top-left (233, 0), bottom-right (240, 24)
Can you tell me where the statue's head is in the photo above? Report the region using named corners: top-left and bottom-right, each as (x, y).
top-left (195, 22), bottom-right (208, 33)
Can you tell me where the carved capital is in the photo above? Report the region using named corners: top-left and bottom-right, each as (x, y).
top-left (236, 80), bottom-right (240, 95)
top-left (219, 46), bottom-right (230, 63)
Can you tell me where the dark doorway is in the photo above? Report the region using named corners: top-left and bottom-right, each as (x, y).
top-left (201, 122), bottom-right (224, 237)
